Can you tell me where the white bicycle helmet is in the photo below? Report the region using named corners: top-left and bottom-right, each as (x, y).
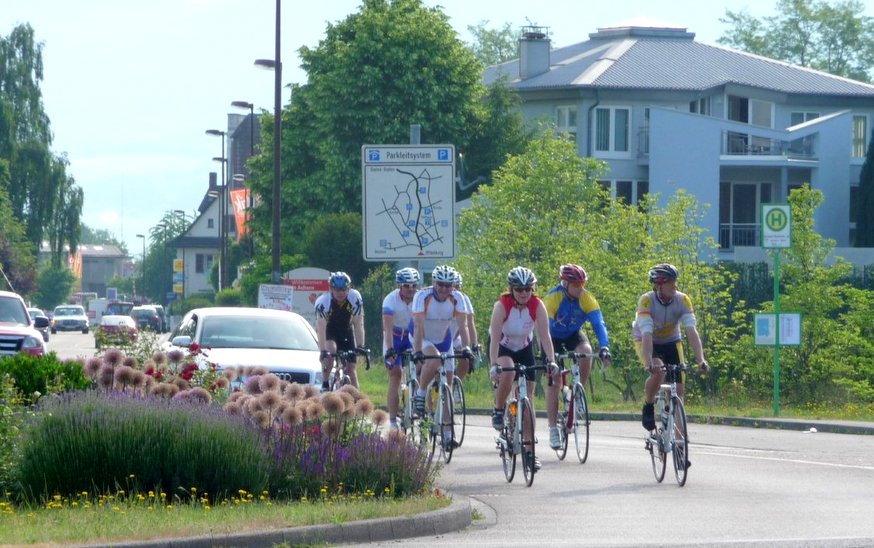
top-left (395, 267), bottom-right (420, 284)
top-left (432, 265), bottom-right (458, 284)
top-left (507, 266), bottom-right (537, 287)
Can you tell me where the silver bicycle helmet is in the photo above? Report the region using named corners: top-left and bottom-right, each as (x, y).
top-left (507, 266), bottom-right (537, 287)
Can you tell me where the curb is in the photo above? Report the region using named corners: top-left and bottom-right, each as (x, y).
top-left (97, 495), bottom-right (471, 548)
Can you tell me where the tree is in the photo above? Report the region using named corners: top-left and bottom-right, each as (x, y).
top-left (719, 0), bottom-right (874, 82)
top-left (301, 212), bottom-right (369, 285)
top-left (855, 128), bottom-right (874, 246)
top-left (0, 24), bottom-right (82, 263)
top-left (245, 0), bottom-right (529, 256)
top-left (466, 21), bottom-right (518, 66)
top-left (32, 264), bottom-right (76, 310)
top-left (80, 223), bottom-right (127, 253)
top-left (0, 182), bottom-right (37, 294)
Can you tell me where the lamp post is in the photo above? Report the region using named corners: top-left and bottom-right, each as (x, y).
top-left (136, 234), bottom-right (146, 299)
top-left (231, 100), bottom-right (256, 258)
top-left (255, 0), bottom-right (282, 283)
top-left (206, 129), bottom-right (227, 291)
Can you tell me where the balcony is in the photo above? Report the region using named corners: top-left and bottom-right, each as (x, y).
top-left (723, 131), bottom-right (815, 159)
top-left (719, 223), bottom-right (759, 249)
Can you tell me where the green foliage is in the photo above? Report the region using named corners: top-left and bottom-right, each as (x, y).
top-left (0, 352), bottom-right (89, 403)
top-left (301, 212), bottom-right (370, 285)
top-left (358, 264), bottom-right (395, 357)
top-left (215, 288), bottom-right (242, 307)
top-left (15, 391), bottom-right (271, 502)
top-left (718, 0), bottom-right (874, 82)
top-left (0, 183), bottom-right (37, 293)
top-left (167, 296), bottom-right (213, 317)
top-left (0, 374), bottom-right (26, 492)
top-left (466, 21), bottom-right (518, 66)
top-left (32, 263), bottom-right (76, 310)
top-left (237, 252), bottom-right (308, 308)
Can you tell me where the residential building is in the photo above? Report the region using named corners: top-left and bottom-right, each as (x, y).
top-left (39, 243), bottom-right (129, 297)
top-left (483, 18), bottom-right (874, 260)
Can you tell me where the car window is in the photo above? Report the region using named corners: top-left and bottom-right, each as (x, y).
top-left (0, 298), bottom-right (28, 325)
top-left (199, 315), bottom-right (318, 350)
top-left (54, 306), bottom-right (84, 316)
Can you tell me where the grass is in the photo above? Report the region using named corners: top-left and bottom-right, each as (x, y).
top-left (0, 490), bottom-right (450, 545)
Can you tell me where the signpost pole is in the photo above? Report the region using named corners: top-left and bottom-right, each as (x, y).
top-left (773, 250), bottom-right (780, 416)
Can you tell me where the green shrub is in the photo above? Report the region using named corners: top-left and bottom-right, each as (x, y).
top-left (0, 374), bottom-right (27, 492)
top-left (215, 288), bottom-right (241, 306)
top-left (14, 391), bottom-right (271, 502)
top-left (0, 353), bottom-right (90, 403)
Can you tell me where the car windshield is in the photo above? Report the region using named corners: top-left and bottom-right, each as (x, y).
top-left (106, 303), bottom-right (134, 315)
top-left (0, 298), bottom-right (28, 325)
top-left (131, 309), bottom-right (153, 318)
top-left (54, 307), bottom-right (84, 316)
top-left (199, 315), bottom-right (319, 351)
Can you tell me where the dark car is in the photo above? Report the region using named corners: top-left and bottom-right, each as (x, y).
top-left (153, 304), bottom-right (169, 333)
top-left (130, 305), bottom-right (161, 331)
top-left (27, 308), bottom-right (50, 342)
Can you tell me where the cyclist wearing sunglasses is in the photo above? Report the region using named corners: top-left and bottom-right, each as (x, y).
top-left (634, 263), bottom-right (708, 431)
top-left (314, 271), bottom-right (366, 391)
top-left (381, 267), bottom-right (420, 429)
top-left (542, 263), bottom-right (612, 450)
top-left (488, 267), bottom-right (557, 454)
top-left (410, 265), bottom-right (473, 432)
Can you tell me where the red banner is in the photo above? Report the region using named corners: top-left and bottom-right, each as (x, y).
top-left (230, 188), bottom-right (250, 240)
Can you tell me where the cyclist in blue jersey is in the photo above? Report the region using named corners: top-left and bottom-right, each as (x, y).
top-left (541, 264), bottom-right (611, 450)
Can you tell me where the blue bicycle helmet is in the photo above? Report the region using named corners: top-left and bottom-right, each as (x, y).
top-left (395, 267), bottom-right (420, 284)
top-left (329, 271), bottom-right (352, 289)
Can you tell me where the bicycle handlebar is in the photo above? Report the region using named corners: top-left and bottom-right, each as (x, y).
top-left (323, 348), bottom-right (371, 370)
top-left (497, 363), bottom-right (554, 386)
top-left (556, 351), bottom-right (607, 374)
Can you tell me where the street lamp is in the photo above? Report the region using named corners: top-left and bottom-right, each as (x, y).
top-left (255, 0), bottom-right (282, 283)
top-left (136, 234), bottom-right (146, 299)
top-left (206, 129), bottom-right (227, 291)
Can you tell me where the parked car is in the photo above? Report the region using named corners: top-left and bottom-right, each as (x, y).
top-left (94, 315), bottom-right (138, 349)
top-left (0, 291), bottom-right (48, 357)
top-left (27, 307), bottom-right (50, 342)
top-left (152, 304), bottom-right (169, 333)
top-left (105, 301), bottom-right (135, 317)
top-left (164, 307), bottom-right (323, 386)
top-left (130, 305), bottom-right (161, 332)
top-left (51, 304), bottom-right (89, 334)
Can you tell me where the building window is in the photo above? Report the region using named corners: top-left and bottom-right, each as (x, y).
top-left (602, 179), bottom-right (648, 206)
top-left (790, 112), bottom-right (819, 156)
top-left (853, 115), bottom-right (868, 158)
top-left (850, 185), bottom-right (860, 223)
top-left (556, 105), bottom-right (577, 141)
top-left (719, 182), bottom-right (772, 248)
top-left (196, 254), bottom-right (205, 274)
top-left (689, 97), bottom-right (710, 115)
top-left (595, 106), bottom-right (630, 155)
top-left (208, 219), bottom-right (215, 229)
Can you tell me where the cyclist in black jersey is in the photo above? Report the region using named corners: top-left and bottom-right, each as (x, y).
top-left (314, 272), bottom-right (366, 390)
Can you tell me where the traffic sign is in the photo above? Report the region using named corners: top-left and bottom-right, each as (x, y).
top-left (362, 144), bottom-right (455, 260)
top-left (761, 204), bottom-right (791, 248)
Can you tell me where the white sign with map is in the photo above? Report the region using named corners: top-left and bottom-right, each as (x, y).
top-left (362, 144), bottom-right (455, 260)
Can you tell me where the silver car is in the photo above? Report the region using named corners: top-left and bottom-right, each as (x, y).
top-left (51, 305), bottom-right (90, 334)
top-left (164, 307), bottom-right (323, 386)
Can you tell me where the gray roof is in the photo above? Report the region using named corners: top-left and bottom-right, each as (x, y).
top-left (485, 22), bottom-right (874, 97)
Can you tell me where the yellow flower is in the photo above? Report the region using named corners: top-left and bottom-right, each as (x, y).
top-left (204, 506), bottom-right (211, 511)
top-left (129, 474), bottom-right (135, 479)
top-left (53, 494), bottom-right (61, 501)
top-left (165, 505), bottom-right (174, 510)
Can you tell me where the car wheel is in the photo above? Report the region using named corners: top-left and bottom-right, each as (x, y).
top-left (82, 328), bottom-right (89, 334)
top-left (51, 328), bottom-right (57, 334)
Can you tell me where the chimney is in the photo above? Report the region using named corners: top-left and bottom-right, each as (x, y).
top-left (519, 26), bottom-right (550, 80)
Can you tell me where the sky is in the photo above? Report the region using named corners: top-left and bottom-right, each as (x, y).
top-left (1, 0), bottom-right (801, 257)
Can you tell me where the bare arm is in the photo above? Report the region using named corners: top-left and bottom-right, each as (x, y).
top-left (413, 314), bottom-right (424, 353)
top-left (353, 314), bottom-right (365, 347)
top-left (641, 332), bottom-right (654, 370)
top-left (381, 313), bottom-right (394, 354)
top-left (488, 301), bottom-right (504, 364)
top-left (316, 317), bottom-right (328, 351)
top-left (535, 300), bottom-right (555, 363)
top-left (685, 325), bottom-right (706, 365)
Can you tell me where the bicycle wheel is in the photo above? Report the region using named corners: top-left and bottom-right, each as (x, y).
top-left (520, 398), bottom-right (536, 487)
top-left (501, 400), bottom-right (517, 483)
top-left (451, 378), bottom-right (466, 447)
top-left (402, 380), bottom-right (426, 446)
top-left (439, 386), bottom-right (455, 464)
top-left (555, 387), bottom-right (569, 460)
top-left (648, 403), bottom-right (667, 483)
top-left (671, 397), bottom-right (689, 486)
top-left (572, 384), bottom-right (590, 463)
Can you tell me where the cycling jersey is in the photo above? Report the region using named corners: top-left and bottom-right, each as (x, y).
top-left (382, 288), bottom-right (415, 357)
top-left (496, 293), bottom-right (540, 352)
top-left (314, 289), bottom-right (364, 335)
top-left (451, 289), bottom-right (474, 348)
top-left (542, 284), bottom-right (610, 347)
top-left (411, 286), bottom-right (466, 352)
top-left (632, 290), bottom-right (697, 345)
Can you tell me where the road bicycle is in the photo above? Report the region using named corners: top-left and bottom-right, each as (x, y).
top-left (644, 363), bottom-right (692, 486)
top-left (449, 343), bottom-right (482, 448)
top-left (495, 362), bottom-right (550, 487)
top-left (419, 352), bottom-right (468, 464)
top-left (324, 347), bottom-right (370, 391)
top-left (395, 350), bottom-right (428, 447)
top-left (554, 351), bottom-right (603, 463)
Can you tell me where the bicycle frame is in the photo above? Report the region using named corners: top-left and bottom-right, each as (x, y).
top-left (496, 362), bottom-right (548, 486)
top-left (645, 363), bottom-right (691, 486)
top-left (325, 348), bottom-right (371, 391)
top-left (420, 352), bottom-right (466, 464)
top-left (555, 351), bottom-right (601, 463)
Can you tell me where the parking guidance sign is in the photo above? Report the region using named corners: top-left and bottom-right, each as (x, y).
top-left (362, 145), bottom-right (455, 260)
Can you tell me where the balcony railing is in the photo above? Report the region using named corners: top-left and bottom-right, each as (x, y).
top-left (719, 223), bottom-right (759, 249)
top-left (723, 131), bottom-right (815, 159)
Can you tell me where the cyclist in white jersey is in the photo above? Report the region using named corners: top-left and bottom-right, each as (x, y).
top-left (382, 267), bottom-right (419, 430)
top-left (411, 265), bottom-right (473, 436)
